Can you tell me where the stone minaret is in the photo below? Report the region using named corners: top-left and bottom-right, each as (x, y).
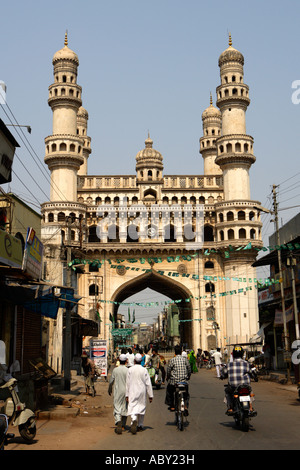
top-left (44, 32), bottom-right (84, 201)
top-left (214, 35), bottom-right (263, 345)
top-left (215, 33), bottom-right (255, 200)
top-left (200, 93), bottom-right (222, 175)
top-left (77, 106), bottom-right (92, 176)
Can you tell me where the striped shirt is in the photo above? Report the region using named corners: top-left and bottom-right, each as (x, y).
top-left (167, 355), bottom-right (191, 385)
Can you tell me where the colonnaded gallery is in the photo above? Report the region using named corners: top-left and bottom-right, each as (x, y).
top-left (41, 33), bottom-right (264, 371)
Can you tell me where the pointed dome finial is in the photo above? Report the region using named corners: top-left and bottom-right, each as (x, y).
top-left (64, 30), bottom-right (68, 47)
top-left (228, 32), bottom-right (232, 47)
top-left (210, 92), bottom-right (213, 106)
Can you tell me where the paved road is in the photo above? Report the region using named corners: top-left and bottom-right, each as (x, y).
top-left (5, 368), bottom-right (300, 451)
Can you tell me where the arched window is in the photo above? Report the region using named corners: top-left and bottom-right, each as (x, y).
top-left (48, 213), bottom-right (54, 222)
top-left (227, 211), bottom-right (234, 221)
top-left (89, 284), bottom-right (99, 296)
top-left (127, 224), bottom-right (139, 243)
top-left (238, 211), bottom-right (246, 220)
top-left (108, 224), bottom-right (119, 242)
top-left (204, 225), bottom-right (214, 242)
top-left (250, 229), bottom-right (256, 239)
top-left (164, 224), bottom-right (176, 242)
top-left (58, 212), bottom-right (65, 222)
top-left (88, 226), bottom-right (100, 243)
top-left (239, 228), bottom-right (246, 239)
top-left (205, 282), bottom-right (215, 293)
top-left (228, 229), bottom-right (234, 240)
top-left (69, 212), bottom-right (76, 223)
top-left (205, 261), bottom-right (214, 269)
top-left (59, 143), bottom-right (67, 151)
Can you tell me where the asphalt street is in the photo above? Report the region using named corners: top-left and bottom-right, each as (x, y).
top-left (5, 367), bottom-right (300, 452)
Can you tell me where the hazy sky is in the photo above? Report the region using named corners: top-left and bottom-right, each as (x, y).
top-left (1, 0), bottom-right (299, 324)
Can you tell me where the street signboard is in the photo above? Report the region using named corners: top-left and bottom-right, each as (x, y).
top-left (90, 339), bottom-right (107, 377)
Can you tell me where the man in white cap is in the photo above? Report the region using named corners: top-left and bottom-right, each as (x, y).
top-left (108, 354), bottom-right (128, 434)
top-left (126, 353), bottom-right (153, 433)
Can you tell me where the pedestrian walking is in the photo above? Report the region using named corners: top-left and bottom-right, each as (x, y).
top-left (81, 351), bottom-right (95, 395)
top-left (126, 348), bottom-right (135, 368)
top-left (125, 353), bottom-right (153, 433)
top-left (108, 354), bottom-right (128, 434)
top-left (212, 348), bottom-right (222, 378)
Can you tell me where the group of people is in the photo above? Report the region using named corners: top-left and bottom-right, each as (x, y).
top-left (108, 351), bottom-right (153, 434)
top-left (108, 345), bottom-right (191, 434)
top-left (106, 343), bottom-right (257, 434)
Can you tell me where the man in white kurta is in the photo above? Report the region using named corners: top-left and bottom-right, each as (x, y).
top-left (108, 354), bottom-right (128, 434)
top-left (126, 353), bottom-right (153, 433)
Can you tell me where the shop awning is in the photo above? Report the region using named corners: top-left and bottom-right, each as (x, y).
top-left (23, 286), bottom-right (82, 319)
top-left (249, 322), bottom-right (271, 343)
top-left (1, 281), bottom-right (82, 319)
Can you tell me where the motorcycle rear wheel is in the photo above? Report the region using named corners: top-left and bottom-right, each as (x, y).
top-left (19, 420), bottom-right (36, 442)
top-left (241, 415), bottom-right (249, 432)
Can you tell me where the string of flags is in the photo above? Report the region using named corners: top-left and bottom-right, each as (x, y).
top-left (68, 241), bottom-right (292, 309)
top-left (69, 241), bottom-right (300, 270)
top-left (97, 283), bottom-right (275, 309)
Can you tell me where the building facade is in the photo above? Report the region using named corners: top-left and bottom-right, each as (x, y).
top-left (41, 33), bottom-right (263, 368)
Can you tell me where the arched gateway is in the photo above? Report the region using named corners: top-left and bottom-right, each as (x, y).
top-left (111, 269), bottom-right (194, 347)
top-left (42, 34), bottom-right (263, 369)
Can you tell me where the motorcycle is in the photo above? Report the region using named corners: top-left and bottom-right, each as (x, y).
top-left (250, 365), bottom-right (258, 382)
top-left (0, 414), bottom-right (14, 450)
top-left (0, 378), bottom-right (36, 442)
top-left (147, 366), bottom-right (162, 389)
top-left (225, 384), bottom-right (257, 432)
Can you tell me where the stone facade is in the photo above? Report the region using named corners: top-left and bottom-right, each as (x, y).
top-left (41, 33), bottom-right (263, 369)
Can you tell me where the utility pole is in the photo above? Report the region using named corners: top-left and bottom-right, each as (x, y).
top-left (287, 254), bottom-right (300, 340)
top-left (272, 185), bottom-right (290, 380)
top-left (64, 217), bottom-right (72, 391)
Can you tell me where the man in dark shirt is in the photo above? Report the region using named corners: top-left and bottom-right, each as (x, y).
top-left (165, 345), bottom-right (191, 412)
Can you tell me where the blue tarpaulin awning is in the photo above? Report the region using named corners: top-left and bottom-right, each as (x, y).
top-left (18, 285), bottom-right (81, 319)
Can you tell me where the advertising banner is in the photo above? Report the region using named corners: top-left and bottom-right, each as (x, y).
top-left (90, 339), bottom-right (107, 377)
top-left (0, 230), bottom-right (23, 267)
top-left (274, 306), bottom-right (294, 326)
top-left (22, 227), bottom-right (44, 279)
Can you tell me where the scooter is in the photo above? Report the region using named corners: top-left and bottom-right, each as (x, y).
top-left (0, 414), bottom-right (14, 450)
top-left (0, 378), bottom-right (36, 442)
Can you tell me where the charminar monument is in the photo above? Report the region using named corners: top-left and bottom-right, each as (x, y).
top-left (41, 33), bottom-right (263, 372)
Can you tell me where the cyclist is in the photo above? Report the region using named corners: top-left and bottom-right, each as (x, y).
top-left (165, 345), bottom-right (191, 414)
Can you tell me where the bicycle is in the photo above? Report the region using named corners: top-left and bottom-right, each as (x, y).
top-left (174, 381), bottom-right (189, 431)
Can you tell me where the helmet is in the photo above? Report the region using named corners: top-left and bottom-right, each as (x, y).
top-left (232, 345), bottom-right (244, 358)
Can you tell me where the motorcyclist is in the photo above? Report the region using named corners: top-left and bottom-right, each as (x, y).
top-left (165, 345), bottom-right (191, 414)
top-left (221, 345), bottom-right (255, 415)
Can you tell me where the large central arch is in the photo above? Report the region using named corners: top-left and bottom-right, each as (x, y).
top-left (111, 269), bottom-right (194, 347)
